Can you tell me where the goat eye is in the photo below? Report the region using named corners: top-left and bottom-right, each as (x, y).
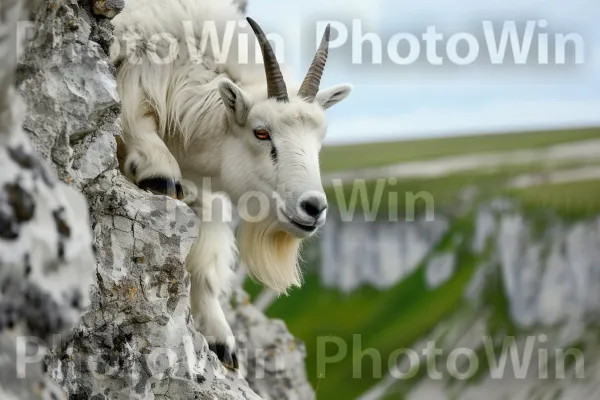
top-left (253, 129), bottom-right (271, 141)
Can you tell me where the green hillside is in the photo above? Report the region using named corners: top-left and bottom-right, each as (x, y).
top-left (245, 127), bottom-right (600, 399)
top-left (247, 217), bottom-right (480, 399)
top-left (321, 127), bottom-right (600, 172)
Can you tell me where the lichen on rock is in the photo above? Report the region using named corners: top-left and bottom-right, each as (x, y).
top-left (48, 171), bottom-right (261, 399)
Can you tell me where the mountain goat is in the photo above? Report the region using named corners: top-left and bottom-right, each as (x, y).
top-left (111, 0), bottom-right (352, 369)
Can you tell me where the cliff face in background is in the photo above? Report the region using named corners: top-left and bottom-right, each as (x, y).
top-left (316, 199), bottom-right (600, 400)
top-left (397, 201), bottom-right (600, 400)
top-left (3, 0), bottom-right (314, 399)
top-left (321, 216), bottom-right (449, 291)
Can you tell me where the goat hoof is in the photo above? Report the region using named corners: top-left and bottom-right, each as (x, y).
top-left (209, 342), bottom-right (239, 370)
top-left (138, 178), bottom-right (184, 200)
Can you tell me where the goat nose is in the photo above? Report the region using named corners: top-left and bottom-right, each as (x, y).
top-left (300, 197), bottom-right (328, 219)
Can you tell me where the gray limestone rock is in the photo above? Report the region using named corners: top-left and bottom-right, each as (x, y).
top-left (17, 0), bottom-right (120, 186)
top-left (47, 171), bottom-right (262, 400)
top-left (12, 0), bottom-right (315, 399)
top-left (228, 290), bottom-right (315, 400)
top-left (1, 0), bottom-right (95, 398)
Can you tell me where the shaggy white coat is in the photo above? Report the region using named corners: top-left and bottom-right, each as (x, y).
top-left (111, 0), bottom-right (351, 355)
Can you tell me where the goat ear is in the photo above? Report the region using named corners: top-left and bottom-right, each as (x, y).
top-left (218, 79), bottom-right (252, 125)
top-left (315, 83), bottom-right (352, 110)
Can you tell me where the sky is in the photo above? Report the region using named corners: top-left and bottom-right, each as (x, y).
top-left (247, 0), bottom-right (600, 144)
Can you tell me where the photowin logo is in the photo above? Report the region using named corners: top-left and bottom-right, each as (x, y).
top-left (33, 17), bottom-right (581, 69)
top-left (323, 19), bottom-right (585, 66)
top-left (316, 335), bottom-right (586, 381)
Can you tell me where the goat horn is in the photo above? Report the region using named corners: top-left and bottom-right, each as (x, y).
top-left (298, 24), bottom-right (330, 102)
top-left (246, 17), bottom-right (289, 102)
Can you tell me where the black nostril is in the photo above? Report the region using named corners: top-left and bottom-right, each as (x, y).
top-left (301, 198), bottom-right (327, 219)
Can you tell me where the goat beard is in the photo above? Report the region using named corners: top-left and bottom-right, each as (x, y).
top-left (237, 218), bottom-right (303, 294)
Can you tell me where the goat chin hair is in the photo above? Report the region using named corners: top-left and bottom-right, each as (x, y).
top-left (237, 217), bottom-right (303, 295)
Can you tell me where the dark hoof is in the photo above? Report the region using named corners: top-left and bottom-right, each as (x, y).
top-left (138, 178), bottom-right (183, 200)
top-left (209, 342), bottom-right (239, 370)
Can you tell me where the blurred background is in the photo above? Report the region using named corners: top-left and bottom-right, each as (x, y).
top-left (244, 0), bottom-right (600, 399)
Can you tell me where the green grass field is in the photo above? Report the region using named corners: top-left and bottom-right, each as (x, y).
top-left (245, 217), bottom-right (482, 399)
top-left (246, 229), bottom-right (479, 399)
top-left (247, 127), bottom-right (600, 399)
top-left (508, 178), bottom-right (600, 220)
top-left (320, 127), bottom-right (600, 172)
top-left (324, 167), bottom-right (600, 222)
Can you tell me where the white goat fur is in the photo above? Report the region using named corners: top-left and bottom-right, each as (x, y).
top-left (111, 0), bottom-right (351, 359)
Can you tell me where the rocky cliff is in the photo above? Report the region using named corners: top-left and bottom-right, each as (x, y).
top-left (398, 201), bottom-right (600, 400)
top-left (321, 215), bottom-right (449, 292)
top-left (2, 0), bottom-right (314, 399)
top-left (1, 0), bottom-right (96, 398)
top-left (317, 198), bottom-right (600, 400)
